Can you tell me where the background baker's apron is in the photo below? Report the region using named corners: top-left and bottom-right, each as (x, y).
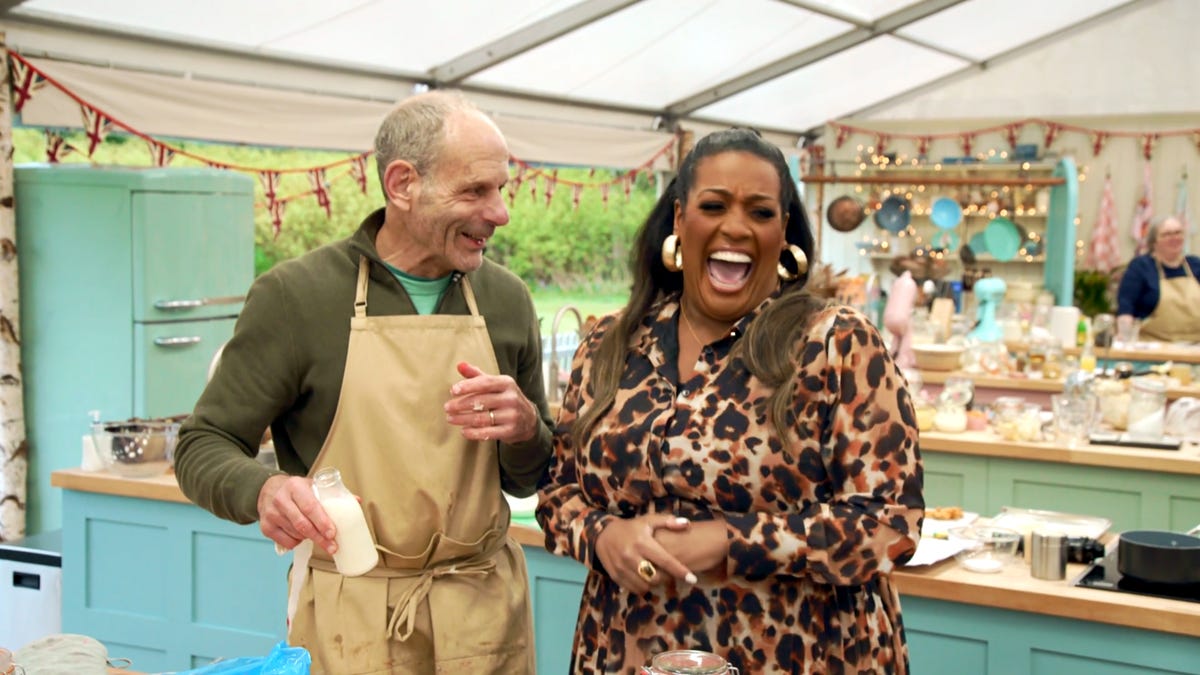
top-left (1140, 259), bottom-right (1200, 343)
top-left (288, 258), bottom-right (533, 674)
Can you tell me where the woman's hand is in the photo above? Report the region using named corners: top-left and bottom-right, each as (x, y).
top-left (655, 516), bottom-right (730, 576)
top-left (595, 514), bottom-right (695, 593)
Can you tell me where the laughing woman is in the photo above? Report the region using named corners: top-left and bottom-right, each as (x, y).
top-left (537, 128), bottom-right (924, 674)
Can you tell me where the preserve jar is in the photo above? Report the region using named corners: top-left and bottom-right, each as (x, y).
top-left (1127, 378), bottom-right (1167, 439)
top-left (643, 650), bottom-right (738, 675)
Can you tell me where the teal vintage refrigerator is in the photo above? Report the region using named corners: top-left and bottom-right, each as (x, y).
top-left (15, 165), bottom-right (255, 534)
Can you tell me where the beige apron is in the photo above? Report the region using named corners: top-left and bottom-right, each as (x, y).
top-left (1140, 258), bottom-right (1200, 343)
top-left (287, 257), bottom-right (534, 674)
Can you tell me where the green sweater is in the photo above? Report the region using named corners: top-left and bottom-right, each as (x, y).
top-left (174, 209), bottom-right (555, 524)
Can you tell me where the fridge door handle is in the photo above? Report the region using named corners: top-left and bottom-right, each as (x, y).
top-left (154, 295), bottom-right (246, 310)
top-left (154, 336), bottom-right (203, 347)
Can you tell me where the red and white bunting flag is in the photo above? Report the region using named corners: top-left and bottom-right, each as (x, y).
top-left (916, 136), bottom-right (931, 158)
top-left (1044, 122), bottom-right (1061, 149)
top-left (571, 184), bottom-right (583, 210)
top-left (349, 155), bottom-right (368, 194)
top-left (309, 168), bottom-right (331, 218)
top-left (269, 199), bottom-right (287, 238)
top-left (1141, 133), bottom-right (1159, 161)
top-left (1176, 176), bottom-right (1192, 247)
top-left (1087, 176), bottom-right (1122, 272)
top-left (834, 125), bottom-right (851, 149)
top-left (80, 105), bottom-right (111, 156)
top-left (1004, 123), bottom-right (1024, 151)
top-left (624, 172), bottom-right (634, 200)
top-left (544, 170), bottom-right (557, 208)
top-left (259, 171), bottom-right (281, 207)
top-left (145, 139), bottom-right (174, 167)
top-left (1091, 131), bottom-right (1109, 157)
top-left (874, 133), bottom-right (889, 157)
top-left (959, 133), bottom-right (974, 158)
top-left (528, 176), bottom-right (538, 203)
top-left (600, 183), bottom-right (610, 210)
top-left (1131, 161), bottom-right (1155, 255)
top-left (10, 57), bottom-right (46, 113)
top-left (44, 129), bottom-right (73, 163)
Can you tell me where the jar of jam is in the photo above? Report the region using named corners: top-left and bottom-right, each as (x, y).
top-left (643, 650), bottom-right (738, 675)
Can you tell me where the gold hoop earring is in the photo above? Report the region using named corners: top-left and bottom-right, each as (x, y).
top-left (777, 245), bottom-right (808, 281)
top-left (661, 234), bottom-right (683, 272)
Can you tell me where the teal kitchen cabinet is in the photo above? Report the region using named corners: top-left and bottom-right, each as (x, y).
top-left (16, 166), bottom-right (254, 534)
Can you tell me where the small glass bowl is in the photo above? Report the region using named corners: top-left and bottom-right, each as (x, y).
top-left (948, 525), bottom-right (1021, 573)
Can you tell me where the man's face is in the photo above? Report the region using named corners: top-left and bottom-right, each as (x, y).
top-left (404, 111), bottom-right (510, 278)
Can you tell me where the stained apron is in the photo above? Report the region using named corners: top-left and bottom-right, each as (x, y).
top-left (287, 257), bottom-right (533, 674)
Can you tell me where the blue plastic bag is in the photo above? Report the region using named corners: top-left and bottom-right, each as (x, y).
top-left (169, 641), bottom-right (311, 674)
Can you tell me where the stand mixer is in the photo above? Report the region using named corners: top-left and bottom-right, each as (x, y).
top-left (969, 276), bottom-right (1007, 342)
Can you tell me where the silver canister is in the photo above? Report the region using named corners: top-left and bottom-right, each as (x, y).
top-left (1030, 529), bottom-right (1068, 580)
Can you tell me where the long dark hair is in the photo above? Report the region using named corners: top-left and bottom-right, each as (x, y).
top-left (573, 128), bottom-right (822, 446)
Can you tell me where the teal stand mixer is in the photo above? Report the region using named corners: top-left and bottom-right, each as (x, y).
top-left (969, 276), bottom-right (1007, 342)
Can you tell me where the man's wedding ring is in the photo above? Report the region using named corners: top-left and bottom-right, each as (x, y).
top-left (489, 410), bottom-right (496, 425)
top-left (637, 559), bottom-right (656, 582)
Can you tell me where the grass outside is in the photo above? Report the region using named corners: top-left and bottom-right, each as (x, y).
top-left (529, 287), bottom-right (628, 333)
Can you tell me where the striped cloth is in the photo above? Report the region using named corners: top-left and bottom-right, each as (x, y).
top-left (1088, 176), bottom-right (1122, 272)
top-left (1131, 161), bottom-right (1154, 255)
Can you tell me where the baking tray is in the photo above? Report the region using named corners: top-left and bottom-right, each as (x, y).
top-left (990, 506), bottom-right (1112, 539)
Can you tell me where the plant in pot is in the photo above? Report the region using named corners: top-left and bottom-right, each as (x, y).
top-left (1074, 269), bottom-right (1113, 317)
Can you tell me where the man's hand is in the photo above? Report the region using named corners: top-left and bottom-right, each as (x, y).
top-left (445, 361), bottom-right (539, 444)
top-left (257, 474), bottom-right (337, 555)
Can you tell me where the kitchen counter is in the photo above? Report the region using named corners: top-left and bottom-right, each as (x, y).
top-left (54, 470), bottom-right (1200, 667)
top-left (918, 368), bottom-right (1200, 407)
top-left (1005, 340), bottom-right (1200, 365)
top-left (920, 429), bottom-right (1200, 475)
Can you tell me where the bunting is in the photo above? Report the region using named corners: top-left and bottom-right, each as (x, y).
top-left (4, 49), bottom-right (676, 234)
top-left (44, 129), bottom-right (74, 163)
top-left (1141, 133), bottom-right (1160, 161)
top-left (145, 139), bottom-right (174, 167)
top-left (80, 105), bottom-right (111, 156)
top-left (9, 56), bottom-right (45, 113)
top-left (308, 168), bottom-right (331, 218)
top-left (349, 155), bottom-right (368, 194)
top-left (1091, 131), bottom-right (1108, 157)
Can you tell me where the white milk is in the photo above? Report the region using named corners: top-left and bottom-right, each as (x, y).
top-left (320, 494), bottom-right (379, 577)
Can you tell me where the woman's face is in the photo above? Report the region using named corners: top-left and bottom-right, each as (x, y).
top-left (1154, 217), bottom-right (1186, 261)
top-left (673, 151), bottom-right (787, 324)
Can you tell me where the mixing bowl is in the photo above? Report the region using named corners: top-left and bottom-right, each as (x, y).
top-left (91, 420), bottom-right (180, 478)
top-left (948, 525), bottom-right (1021, 573)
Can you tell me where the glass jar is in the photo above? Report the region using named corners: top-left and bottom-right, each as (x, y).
top-left (644, 650), bottom-right (738, 675)
top-left (1127, 378), bottom-right (1167, 439)
top-left (991, 396), bottom-right (1027, 440)
top-left (1042, 344), bottom-right (1064, 380)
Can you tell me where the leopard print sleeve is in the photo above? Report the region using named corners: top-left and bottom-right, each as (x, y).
top-left (535, 314), bottom-right (617, 569)
top-left (724, 305), bottom-right (924, 584)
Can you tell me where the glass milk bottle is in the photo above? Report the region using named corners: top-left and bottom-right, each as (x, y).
top-left (312, 467), bottom-right (379, 576)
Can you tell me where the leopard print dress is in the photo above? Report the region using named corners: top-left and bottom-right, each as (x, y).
top-left (537, 292), bottom-right (923, 674)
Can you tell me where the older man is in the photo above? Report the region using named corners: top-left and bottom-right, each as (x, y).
top-left (175, 90), bottom-right (553, 673)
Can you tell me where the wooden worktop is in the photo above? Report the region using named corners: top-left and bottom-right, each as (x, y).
top-left (53, 468), bottom-right (1200, 639)
top-left (919, 368), bottom-right (1200, 400)
top-left (920, 430), bottom-right (1200, 475)
top-left (1004, 341), bottom-right (1200, 365)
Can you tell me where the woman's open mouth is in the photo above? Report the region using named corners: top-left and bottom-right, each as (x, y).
top-left (707, 250), bottom-right (752, 291)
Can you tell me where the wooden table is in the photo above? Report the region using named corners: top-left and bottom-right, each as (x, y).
top-left (917, 368), bottom-right (1200, 406)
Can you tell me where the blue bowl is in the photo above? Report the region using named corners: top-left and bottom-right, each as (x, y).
top-left (930, 197), bottom-right (963, 229)
top-left (874, 195), bottom-right (911, 233)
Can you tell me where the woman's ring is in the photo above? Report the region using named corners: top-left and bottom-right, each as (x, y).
top-left (637, 559), bottom-right (656, 582)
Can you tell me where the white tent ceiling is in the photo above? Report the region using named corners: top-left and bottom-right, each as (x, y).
top-left (0, 0), bottom-right (1187, 165)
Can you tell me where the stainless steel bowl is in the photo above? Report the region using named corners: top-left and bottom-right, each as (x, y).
top-left (91, 420), bottom-right (180, 478)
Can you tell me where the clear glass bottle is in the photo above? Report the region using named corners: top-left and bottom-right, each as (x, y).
top-left (1127, 378), bottom-right (1167, 439)
top-left (646, 650), bottom-right (737, 675)
top-left (312, 467), bottom-right (379, 576)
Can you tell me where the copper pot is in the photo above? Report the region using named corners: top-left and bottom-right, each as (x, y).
top-left (826, 195), bottom-right (866, 232)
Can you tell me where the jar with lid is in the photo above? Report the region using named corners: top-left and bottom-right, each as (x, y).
top-left (1127, 378), bottom-right (1167, 439)
top-left (643, 650), bottom-right (738, 675)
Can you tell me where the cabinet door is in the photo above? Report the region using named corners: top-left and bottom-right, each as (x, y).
top-left (135, 318), bottom-right (237, 418)
top-left (132, 191), bottom-right (254, 322)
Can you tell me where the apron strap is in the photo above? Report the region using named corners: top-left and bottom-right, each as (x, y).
top-left (384, 559), bottom-right (496, 641)
top-left (461, 276), bottom-right (480, 317)
top-left (355, 256), bottom-right (370, 318)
